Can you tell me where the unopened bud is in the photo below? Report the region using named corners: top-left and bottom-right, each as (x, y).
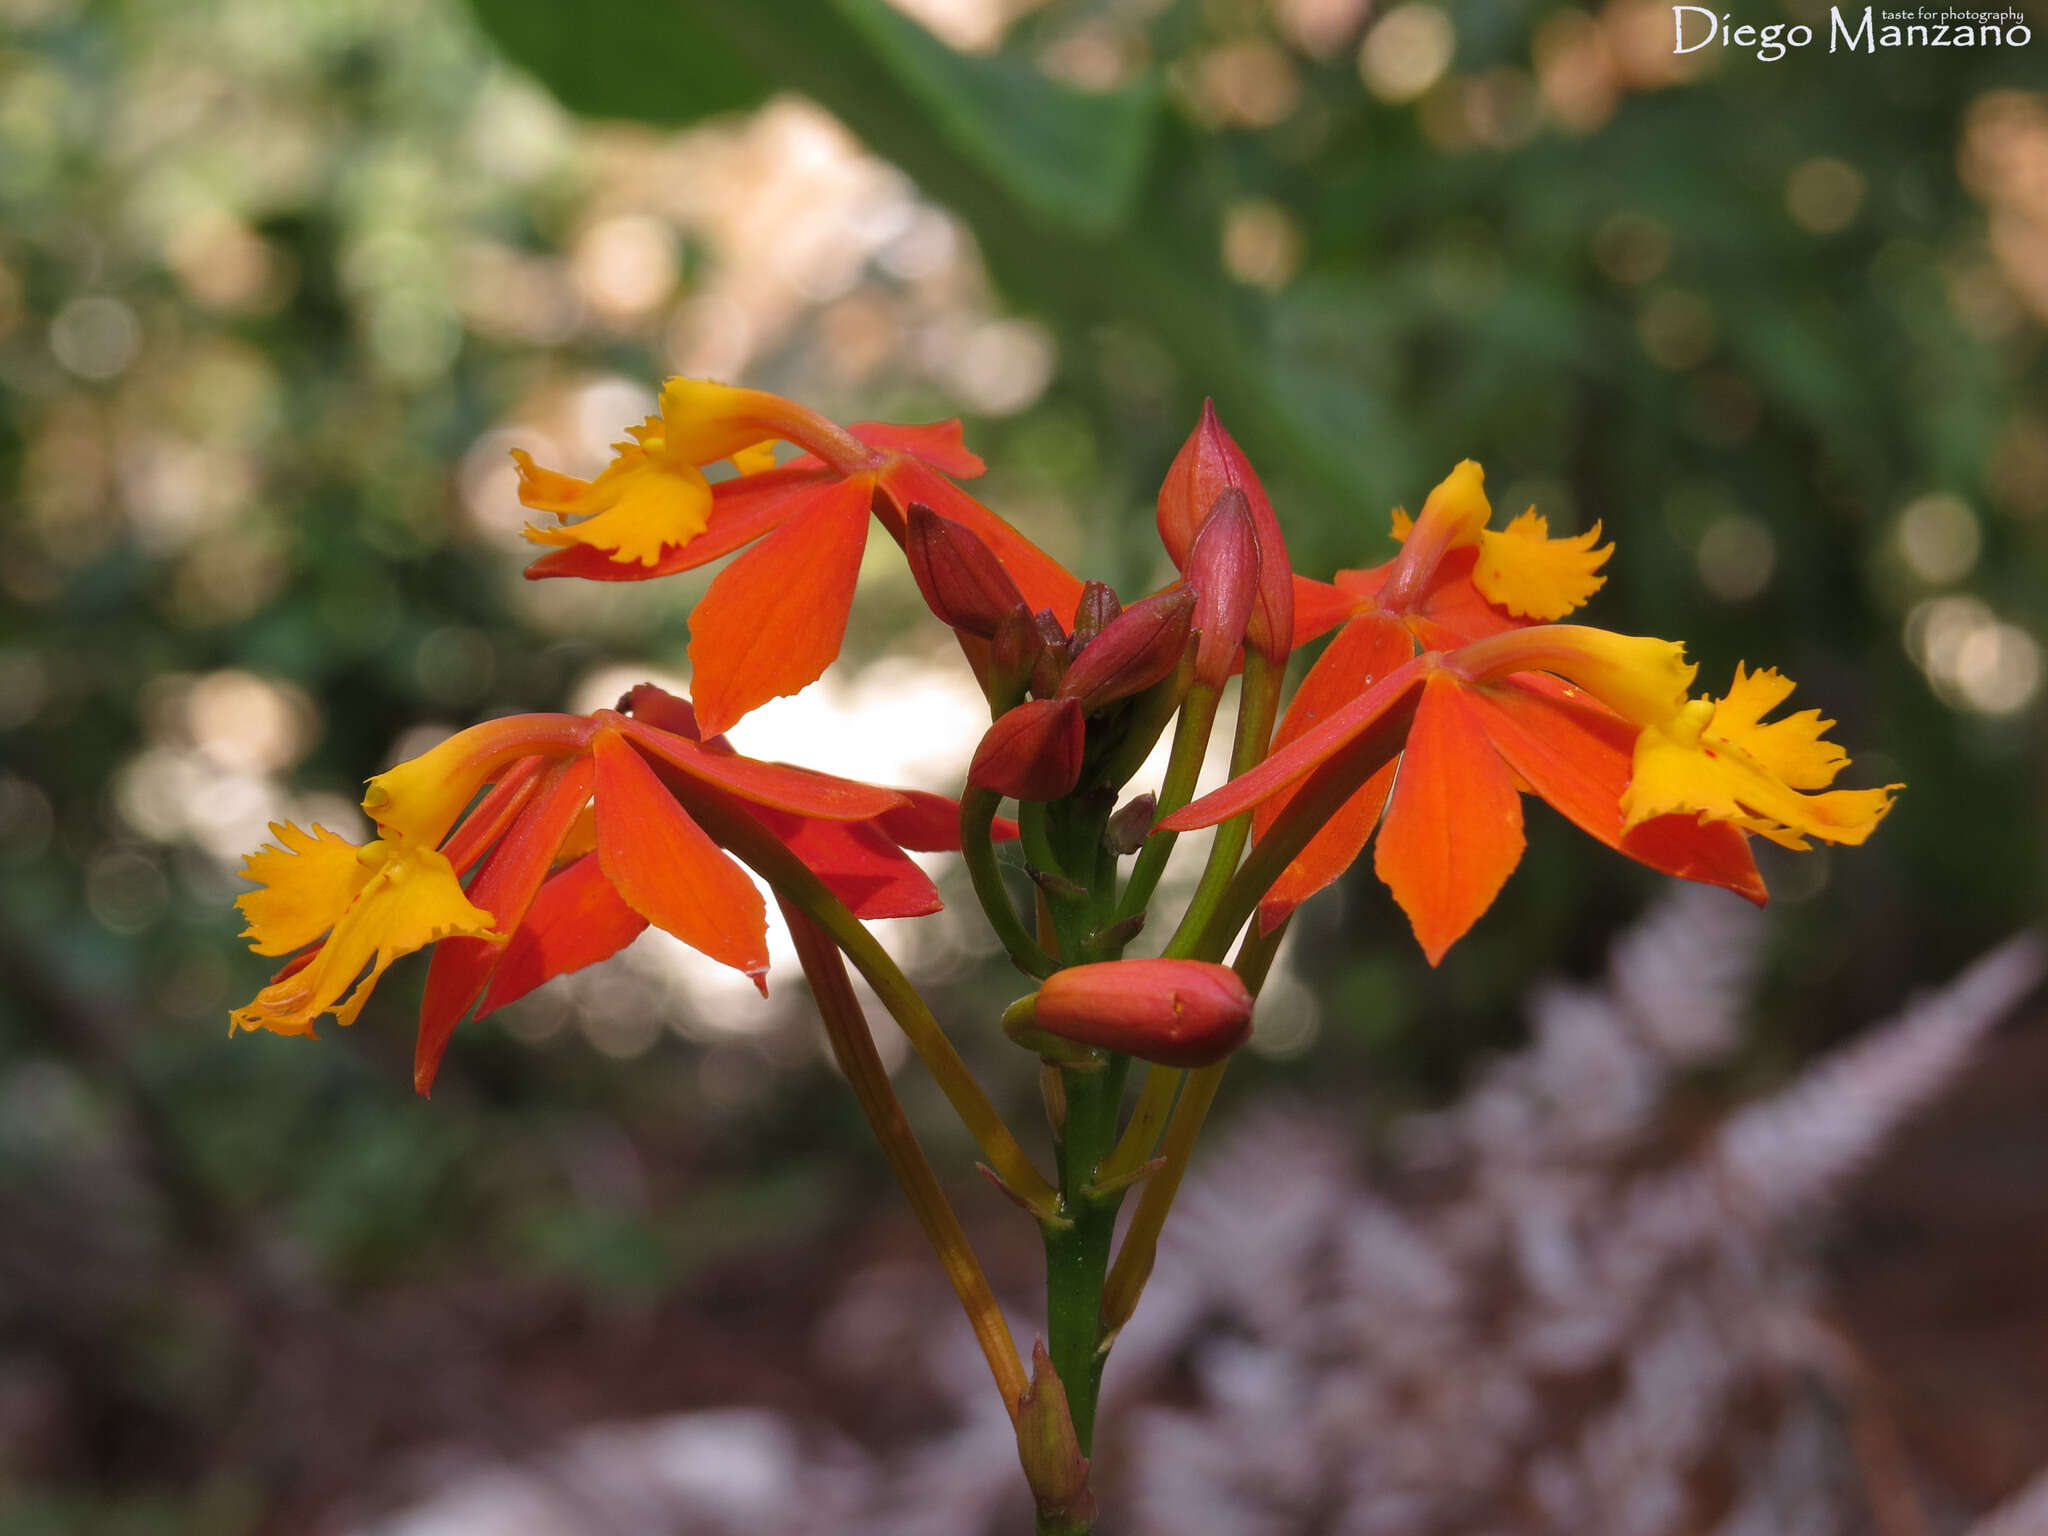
top-left (1033, 958), bottom-right (1255, 1067)
top-left (1055, 589), bottom-right (1195, 715)
top-left (1156, 401), bottom-right (1295, 664)
top-left (1017, 1339), bottom-right (1097, 1531)
top-left (988, 606), bottom-right (1045, 702)
top-left (905, 503), bottom-right (1029, 638)
top-left (1070, 581), bottom-right (1122, 649)
top-left (1031, 609), bottom-right (1069, 698)
top-left (1105, 793), bottom-right (1157, 855)
top-left (1186, 489), bottom-right (1259, 688)
top-left (616, 682), bottom-right (703, 740)
top-left (969, 698), bottom-right (1085, 802)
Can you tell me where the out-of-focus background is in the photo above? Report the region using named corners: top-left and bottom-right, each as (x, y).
top-left (3, 0), bottom-right (2046, 1530)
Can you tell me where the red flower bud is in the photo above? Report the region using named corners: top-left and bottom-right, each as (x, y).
top-left (988, 605), bottom-right (1046, 700)
top-left (1031, 608), bottom-right (1070, 698)
top-left (905, 503), bottom-right (1028, 639)
top-left (1185, 489), bottom-right (1260, 688)
top-left (1055, 589), bottom-right (1195, 714)
top-left (1069, 581), bottom-right (1122, 649)
top-left (1156, 402), bottom-right (1295, 664)
top-left (1033, 958), bottom-right (1254, 1067)
top-left (969, 697), bottom-right (1085, 801)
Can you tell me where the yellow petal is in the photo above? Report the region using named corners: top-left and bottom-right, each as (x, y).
top-left (363, 715), bottom-right (586, 850)
top-left (729, 440), bottom-right (779, 475)
top-left (236, 822), bottom-right (371, 957)
top-left (1452, 624), bottom-right (1697, 732)
top-left (1473, 511), bottom-right (1613, 621)
top-left (1705, 664), bottom-right (1849, 790)
top-left (1412, 460), bottom-right (1491, 550)
top-left (1620, 666), bottom-right (1902, 848)
top-left (1389, 506), bottom-right (1414, 542)
top-left (658, 378), bottom-right (793, 465)
top-left (521, 456), bottom-right (714, 566)
top-left (229, 843), bottom-right (498, 1038)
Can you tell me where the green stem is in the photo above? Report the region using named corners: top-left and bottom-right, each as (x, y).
top-left (1100, 918), bottom-right (1289, 1335)
top-left (1041, 1054), bottom-right (1127, 1456)
top-left (682, 781), bottom-right (1060, 1213)
top-left (1096, 1060), bottom-right (1181, 1189)
top-left (1163, 650), bottom-right (1285, 958)
top-left (961, 786), bottom-right (1059, 980)
top-left (782, 900), bottom-right (1029, 1421)
top-left (1114, 681), bottom-right (1220, 923)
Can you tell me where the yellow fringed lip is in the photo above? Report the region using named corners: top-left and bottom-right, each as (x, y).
top-left (1384, 460), bottom-right (1613, 622)
top-left (231, 828), bottom-right (499, 1038)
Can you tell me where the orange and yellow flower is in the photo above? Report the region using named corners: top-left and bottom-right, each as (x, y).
top-left (233, 685), bottom-right (1001, 1093)
top-left (515, 378), bottom-right (1081, 734)
top-left (1164, 462), bottom-right (1898, 963)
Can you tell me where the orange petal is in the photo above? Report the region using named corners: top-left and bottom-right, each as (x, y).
top-left (523, 463), bottom-right (850, 582)
top-left (1256, 759), bottom-right (1398, 933)
top-left (686, 475), bottom-right (873, 736)
top-left (748, 807), bottom-right (942, 920)
top-left (874, 787), bottom-right (1018, 850)
top-left (474, 853), bottom-right (649, 1020)
top-left (851, 419), bottom-right (986, 479)
top-left (610, 714), bottom-right (905, 820)
top-left (1289, 575), bottom-right (1361, 650)
top-left (591, 730), bottom-right (769, 981)
top-left (1160, 655), bottom-right (1429, 832)
top-left (879, 456), bottom-right (1082, 622)
top-left (439, 756), bottom-right (551, 875)
top-left (1252, 610), bottom-right (1412, 843)
top-left (1373, 674), bottom-right (1525, 965)
top-left (1459, 673), bottom-right (1765, 903)
top-left (415, 755), bottom-right (595, 1095)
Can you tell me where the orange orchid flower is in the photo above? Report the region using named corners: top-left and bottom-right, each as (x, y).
top-left (1231, 461), bottom-right (1634, 944)
top-left (232, 684), bottom-right (1001, 1093)
top-left (515, 378), bottom-right (1082, 734)
top-left (1164, 464), bottom-right (1896, 963)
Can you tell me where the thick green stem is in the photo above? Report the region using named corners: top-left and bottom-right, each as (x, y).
top-left (1041, 1054), bottom-right (1127, 1457)
top-left (783, 900), bottom-right (1029, 1421)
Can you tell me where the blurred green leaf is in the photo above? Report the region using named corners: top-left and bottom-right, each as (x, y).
top-left (465, 0), bottom-right (1159, 236)
top-left (830, 0), bottom-right (1158, 236)
top-left (465, 0), bottom-right (772, 126)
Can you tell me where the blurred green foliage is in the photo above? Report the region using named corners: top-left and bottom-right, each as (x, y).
top-left (1, 0), bottom-right (2045, 1524)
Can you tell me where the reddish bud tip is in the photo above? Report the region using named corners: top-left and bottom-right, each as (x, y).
top-left (969, 697), bottom-right (1085, 802)
top-left (1055, 589), bottom-right (1195, 715)
top-left (1186, 489), bottom-right (1260, 688)
top-left (1070, 581), bottom-right (1123, 648)
top-left (1034, 958), bottom-right (1255, 1067)
top-left (905, 503), bottom-right (1028, 639)
top-left (1106, 792), bottom-right (1157, 855)
top-left (616, 682), bottom-right (704, 740)
top-left (1031, 609), bottom-right (1070, 698)
top-left (1156, 401), bottom-right (1295, 664)
top-left (988, 605), bottom-right (1046, 698)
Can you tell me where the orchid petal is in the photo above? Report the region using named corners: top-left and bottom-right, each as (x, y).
top-left (591, 730), bottom-right (769, 983)
top-left (474, 853), bottom-right (649, 1020)
top-left (1373, 674), bottom-right (1526, 966)
top-left (686, 475), bottom-right (873, 736)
